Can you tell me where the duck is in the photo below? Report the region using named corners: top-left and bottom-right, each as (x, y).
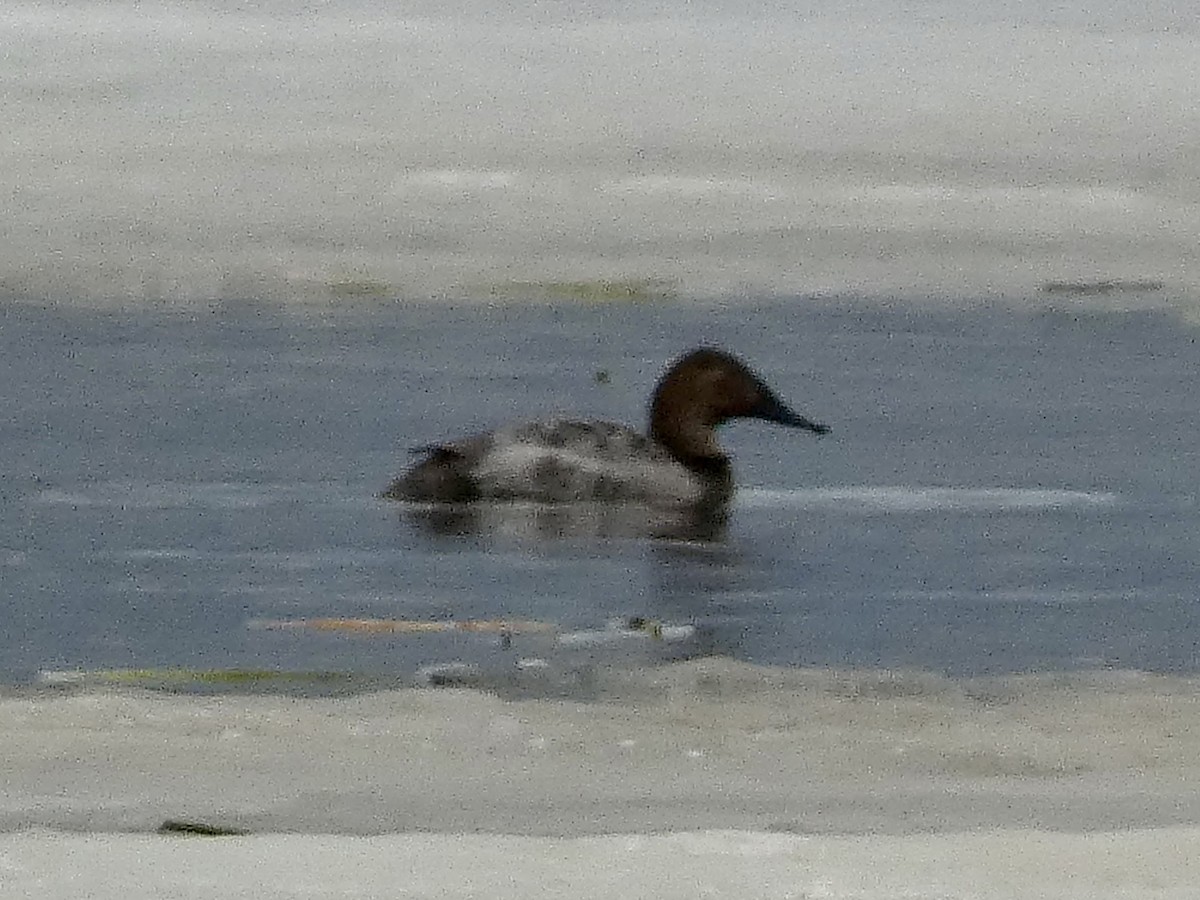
top-left (382, 347), bottom-right (829, 507)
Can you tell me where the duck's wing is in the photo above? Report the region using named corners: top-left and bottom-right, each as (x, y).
top-left (501, 419), bottom-right (658, 459)
top-left (475, 419), bottom-right (699, 504)
top-left (384, 419), bottom-right (698, 505)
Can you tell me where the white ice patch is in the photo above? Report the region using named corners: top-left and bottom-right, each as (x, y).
top-left (740, 485), bottom-right (1119, 513)
top-left (600, 175), bottom-right (775, 200)
top-left (108, 548), bottom-right (401, 570)
top-left (892, 587), bottom-right (1140, 606)
top-left (395, 169), bottom-right (520, 193)
top-left (34, 481), bottom-right (360, 510)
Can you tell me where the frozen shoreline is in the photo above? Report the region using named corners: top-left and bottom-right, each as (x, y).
top-left (5, 0), bottom-right (1198, 308)
top-left (5, 659), bottom-right (1200, 896)
top-left (5, 659), bottom-right (1199, 837)
top-left (6, 827), bottom-right (1200, 900)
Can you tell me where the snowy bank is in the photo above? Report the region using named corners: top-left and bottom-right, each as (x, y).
top-left (4, 828), bottom-right (1200, 900)
top-left (3, 658), bottom-right (1199, 897)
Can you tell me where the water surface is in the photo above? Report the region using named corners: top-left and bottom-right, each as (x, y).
top-left (3, 299), bottom-right (1197, 682)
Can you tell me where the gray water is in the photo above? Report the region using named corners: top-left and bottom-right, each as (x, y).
top-left (3, 298), bottom-right (1198, 683)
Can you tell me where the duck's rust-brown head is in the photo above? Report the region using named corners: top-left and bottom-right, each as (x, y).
top-left (648, 347), bottom-right (829, 471)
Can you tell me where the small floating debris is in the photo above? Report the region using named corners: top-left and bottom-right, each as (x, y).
top-left (253, 616), bottom-right (697, 648)
top-left (557, 618), bottom-right (697, 648)
top-left (415, 662), bottom-right (483, 687)
top-left (1040, 279), bottom-right (1165, 295)
top-left (250, 617), bottom-right (558, 636)
top-left (158, 820), bottom-right (250, 837)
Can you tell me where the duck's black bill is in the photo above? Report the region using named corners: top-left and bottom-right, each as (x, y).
top-left (752, 393), bottom-right (831, 435)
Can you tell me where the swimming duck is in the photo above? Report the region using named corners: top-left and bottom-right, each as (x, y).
top-left (383, 347), bottom-right (829, 506)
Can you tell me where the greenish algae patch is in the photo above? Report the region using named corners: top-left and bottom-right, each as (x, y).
top-left (487, 278), bottom-right (677, 303)
top-left (325, 276), bottom-right (394, 300)
top-left (39, 668), bottom-right (360, 688)
top-left (1040, 279), bottom-right (1166, 296)
top-left (158, 819), bottom-right (251, 837)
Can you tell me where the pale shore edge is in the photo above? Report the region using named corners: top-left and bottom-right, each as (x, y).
top-left (3, 827), bottom-right (1200, 900)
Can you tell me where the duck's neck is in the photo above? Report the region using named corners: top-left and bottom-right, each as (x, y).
top-left (649, 404), bottom-right (731, 486)
top-left (674, 451), bottom-right (730, 480)
top-left (652, 432), bottom-right (733, 503)
top-left (678, 451), bottom-right (734, 505)
top-left (647, 370), bottom-right (738, 499)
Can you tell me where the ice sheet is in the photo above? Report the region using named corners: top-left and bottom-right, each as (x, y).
top-left (5, 0), bottom-right (1198, 307)
top-left (6, 658), bottom-right (1200, 896)
top-left (4, 659), bottom-right (1199, 836)
top-left (4, 827), bottom-right (1200, 900)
